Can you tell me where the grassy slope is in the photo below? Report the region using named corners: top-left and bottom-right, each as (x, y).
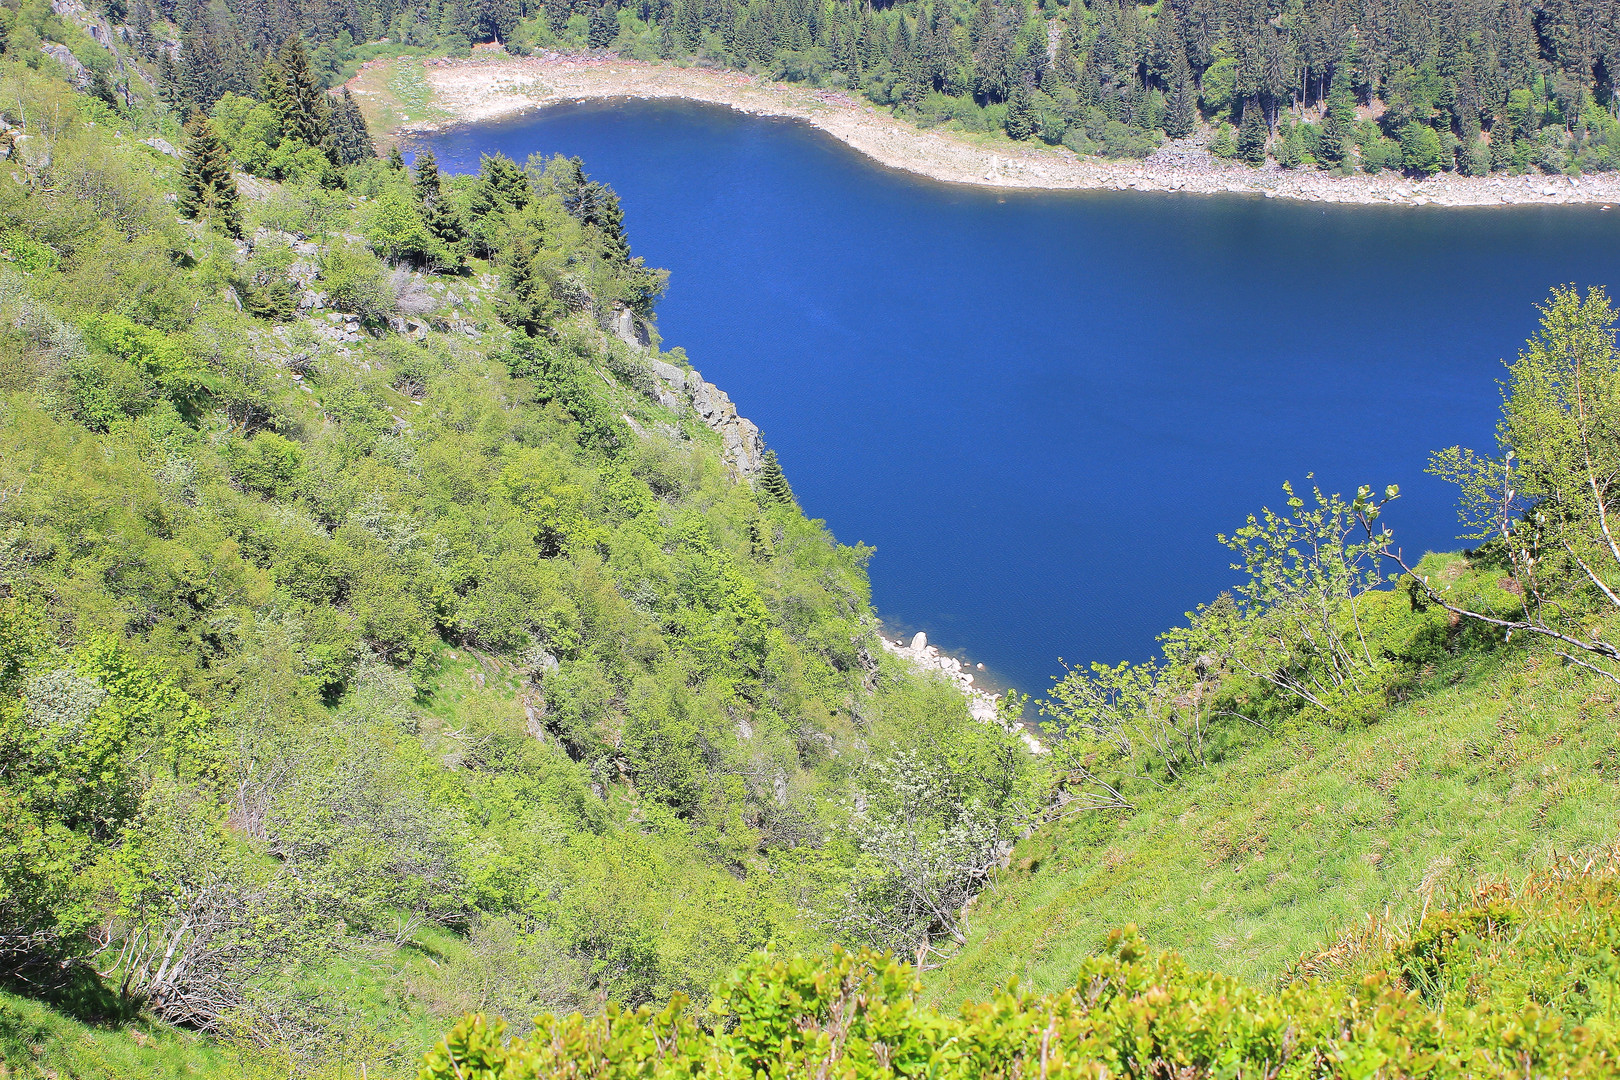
top-left (930, 625), bottom-right (1620, 1006)
top-left (0, 990), bottom-right (231, 1080)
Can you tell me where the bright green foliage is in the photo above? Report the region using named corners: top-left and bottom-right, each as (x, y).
top-left (1218, 480), bottom-right (1401, 719)
top-left (0, 634), bottom-right (216, 974)
top-left (367, 183), bottom-right (447, 267)
top-left (0, 53), bottom-right (1025, 1068)
top-left (419, 897), bottom-right (1620, 1080)
top-left (178, 113), bottom-right (241, 238)
top-left (1423, 286), bottom-right (1620, 679)
top-left (1400, 122), bottom-right (1446, 175)
top-left (82, 312), bottom-right (219, 412)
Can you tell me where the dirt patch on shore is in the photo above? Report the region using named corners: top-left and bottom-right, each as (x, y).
top-left (349, 53), bottom-right (1620, 208)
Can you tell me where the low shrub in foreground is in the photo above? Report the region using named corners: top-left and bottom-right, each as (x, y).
top-left (421, 866), bottom-right (1620, 1079)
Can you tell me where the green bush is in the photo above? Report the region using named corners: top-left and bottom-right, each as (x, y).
top-left (319, 242), bottom-right (395, 321)
top-left (420, 885), bottom-right (1620, 1079)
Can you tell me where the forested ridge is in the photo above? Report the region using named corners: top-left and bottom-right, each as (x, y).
top-left (131, 0), bottom-right (1620, 175)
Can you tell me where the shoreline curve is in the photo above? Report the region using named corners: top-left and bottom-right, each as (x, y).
top-left (349, 52), bottom-right (1620, 209)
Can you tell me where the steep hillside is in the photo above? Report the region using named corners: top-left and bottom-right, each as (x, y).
top-left (0, 31), bottom-right (1040, 1077)
top-left (933, 616), bottom-right (1620, 1004)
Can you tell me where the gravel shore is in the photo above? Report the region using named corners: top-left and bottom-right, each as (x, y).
top-left (351, 52), bottom-right (1620, 208)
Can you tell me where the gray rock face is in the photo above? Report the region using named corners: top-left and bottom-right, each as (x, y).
top-left (609, 306), bottom-right (650, 349)
top-left (645, 359), bottom-right (766, 477)
top-left (687, 371), bottom-right (766, 477)
top-left (650, 359), bottom-right (685, 392)
top-left (38, 44), bottom-right (88, 88)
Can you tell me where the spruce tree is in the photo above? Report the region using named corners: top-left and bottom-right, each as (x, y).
top-left (264, 36), bottom-right (329, 149)
top-left (1163, 75), bottom-right (1197, 139)
top-left (1005, 81), bottom-right (1035, 140)
top-left (1277, 125), bottom-right (1303, 167)
top-left (498, 237), bottom-right (554, 336)
top-left (757, 450), bottom-right (796, 506)
top-left (1236, 97), bottom-right (1268, 165)
top-left (178, 112), bottom-right (242, 237)
top-left (387, 144), bottom-right (406, 171)
top-left (588, 2), bottom-right (617, 48)
top-left (1488, 125), bottom-right (1511, 172)
top-left (473, 152), bottom-right (532, 213)
top-left (414, 149), bottom-right (463, 246)
top-left (327, 87), bottom-right (375, 165)
top-left (1319, 76), bottom-right (1356, 169)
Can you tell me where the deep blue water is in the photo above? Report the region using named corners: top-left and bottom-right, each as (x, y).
top-left (419, 102), bottom-right (1620, 696)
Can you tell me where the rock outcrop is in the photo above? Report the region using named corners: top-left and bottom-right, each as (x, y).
top-left (650, 361), bottom-right (767, 478)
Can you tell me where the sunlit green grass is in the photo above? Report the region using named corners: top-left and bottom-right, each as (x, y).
top-left (930, 628), bottom-right (1620, 1006)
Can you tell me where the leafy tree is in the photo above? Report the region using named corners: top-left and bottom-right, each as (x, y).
top-left (1399, 121), bottom-right (1446, 175)
top-left (178, 112), bottom-right (241, 237)
top-left (366, 185), bottom-right (444, 266)
top-left (1217, 479), bottom-right (1400, 719)
top-left (1413, 287), bottom-right (1620, 682)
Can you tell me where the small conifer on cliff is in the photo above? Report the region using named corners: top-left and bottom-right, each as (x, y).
top-left (758, 450), bottom-right (796, 507)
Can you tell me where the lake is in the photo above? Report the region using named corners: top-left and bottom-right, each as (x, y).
top-left (418, 101), bottom-right (1620, 696)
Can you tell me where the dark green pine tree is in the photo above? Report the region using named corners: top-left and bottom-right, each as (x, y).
top-left (1236, 97), bottom-right (1268, 165)
top-left (263, 36), bottom-right (330, 149)
top-left (89, 68), bottom-right (121, 110)
top-left (1163, 75), bottom-right (1197, 139)
top-left (757, 449), bottom-right (796, 506)
top-left (473, 152), bottom-right (533, 213)
top-left (1318, 75), bottom-right (1356, 168)
top-left (588, 2), bottom-right (618, 48)
top-left (498, 237), bottom-right (554, 336)
top-left (178, 112), bottom-right (242, 237)
top-left (327, 87), bottom-right (375, 165)
top-left (1004, 81), bottom-right (1035, 140)
top-left (466, 152), bottom-right (534, 257)
top-left (414, 149), bottom-right (463, 245)
top-left (555, 156), bottom-right (630, 261)
top-left (387, 144), bottom-right (407, 171)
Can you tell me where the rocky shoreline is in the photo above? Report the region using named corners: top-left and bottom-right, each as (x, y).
top-left (880, 631), bottom-right (1046, 754)
top-left (350, 52), bottom-right (1620, 209)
